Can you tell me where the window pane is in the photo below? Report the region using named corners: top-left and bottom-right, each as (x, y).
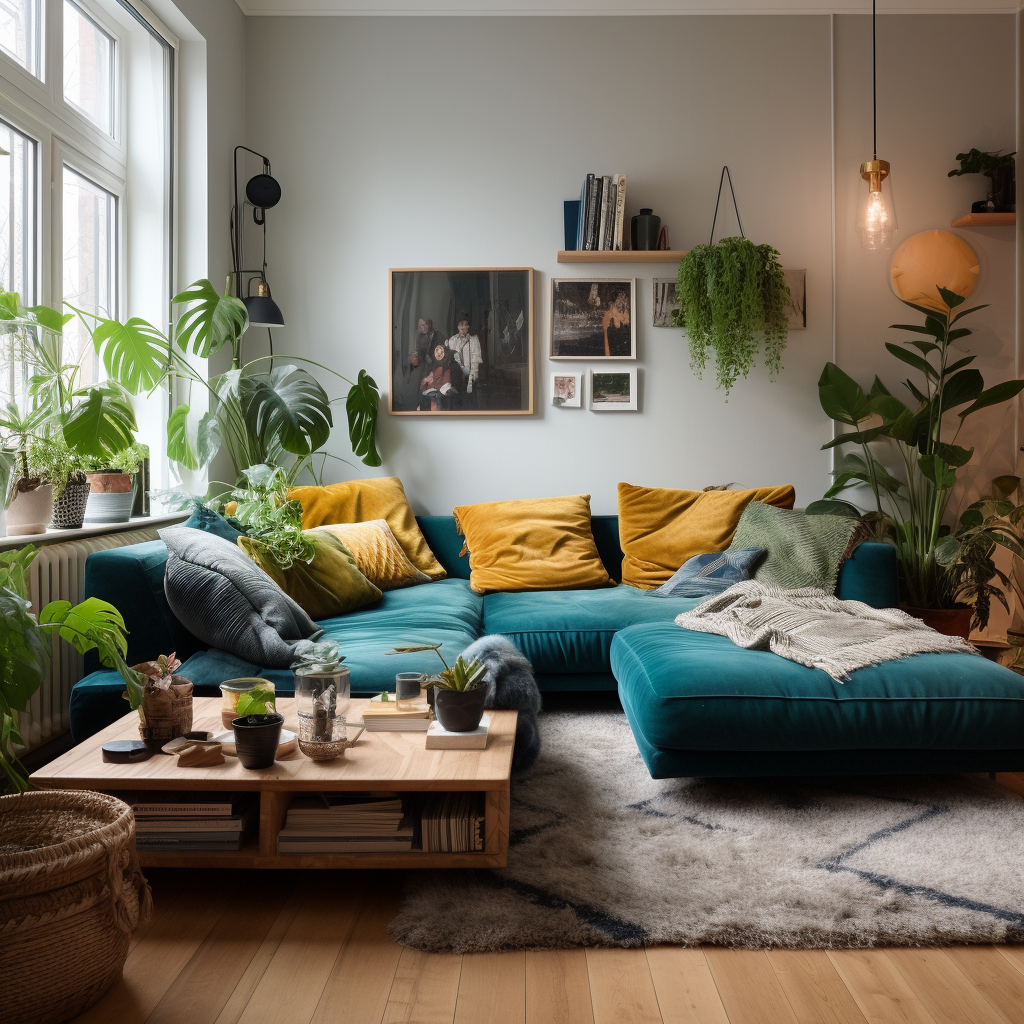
top-left (0, 120), bottom-right (35, 302)
top-left (63, 1), bottom-right (113, 135)
top-left (63, 166), bottom-right (115, 387)
top-left (0, 0), bottom-right (42, 79)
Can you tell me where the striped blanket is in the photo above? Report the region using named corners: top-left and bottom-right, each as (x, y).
top-left (675, 580), bottom-right (977, 682)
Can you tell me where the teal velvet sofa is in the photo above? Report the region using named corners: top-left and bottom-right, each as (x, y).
top-left (69, 514), bottom-right (896, 745)
top-left (70, 513), bottom-right (1024, 780)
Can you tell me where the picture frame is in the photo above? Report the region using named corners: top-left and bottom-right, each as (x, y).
top-left (551, 371), bottom-right (583, 408)
top-left (550, 278), bottom-right (636, 360)
top-left (784, 268), bottom-right (807, 330)
top-left (389, 267), bottom-right (534, 416)
top-left (589, 369), bottom-right (637, 411)
top-left (652, 278), bottom-right (681, 329)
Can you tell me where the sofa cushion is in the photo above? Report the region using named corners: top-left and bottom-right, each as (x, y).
top-left (311, 520), bottom-right (430, 591)
top-left (484, 587), bottom-right (700, 674)
top-left (612, 621), bottom-right (1024, 753)
top-left (653, 547), bottom-right (766, 598)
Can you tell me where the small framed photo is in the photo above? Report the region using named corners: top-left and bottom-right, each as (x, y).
top-left (389, 267), bottom-right (534, 416)
top-left (590, 369), bottom-right (637, 411)
top-left (551, 278), bottom-right (636, 360)
top-left (652, 278), bottom-right (681, 328)
top-left (785, 268), bottom-right (806, 330)
top-left (551, 372), bottom-right (583, 408)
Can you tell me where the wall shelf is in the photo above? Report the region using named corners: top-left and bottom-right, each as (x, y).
top-left (951, 212), bottom-right (1015, 228)
top-left (557, 250), bottom-right (687, 263)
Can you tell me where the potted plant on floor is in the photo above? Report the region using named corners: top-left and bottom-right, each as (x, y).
top-left (810, 288), bottom-right (1024, 636)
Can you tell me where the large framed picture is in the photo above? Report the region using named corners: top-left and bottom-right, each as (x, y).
top-left (389, 268), bottom-right (534, 416)
top-left (550, 278), bottom-right (636, 360)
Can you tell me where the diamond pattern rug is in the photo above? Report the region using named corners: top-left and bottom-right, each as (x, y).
top-left (391, 710), bottom-right (1024, 952)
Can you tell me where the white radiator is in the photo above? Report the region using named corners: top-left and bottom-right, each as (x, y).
top-left (20, 528), bottom-right (163, 752)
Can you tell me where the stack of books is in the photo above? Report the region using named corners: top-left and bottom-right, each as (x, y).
top-left (361, 696), bottom-right (431, 732)
top-left (575, 173), bottom-right (627, 251)
top-left (124, 792), bottom-right (256, 852)
top-left (278, 793), bottom-right (415, 854)
top-left (421, 792), bottom-right (485, 853)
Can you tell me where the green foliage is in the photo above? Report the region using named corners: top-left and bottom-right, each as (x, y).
top-left (227, 464), bottom-right (314, 570)
top-left (291, 640), bottom-right (345, 674)
top-left (239, 365), bottom-right (333, 458)
top-left (346, 370), bottom-right (382, 467)
top-left (0, 546), bottom-right (134, 792)
top-left (675, 237), bottom-right (791, 396)
top-left (431, 655), bottom-right (487, 692)
top-left (384, 640), bottom-right (450, 672)
top-left (948, 148), bottom-right (1016, 177)
top-left (81, 441), bottom-right (149, 475)
top-left (61, 386), bottom-right (138, 460)
top-left (87, 315), bottom-right (169, 395)
top-left (816, 290), bottom-right (1024, 612)
top-left (172, 279), bottom-right (249, 361)
top-left (235, 681), bottom-right (276, 717)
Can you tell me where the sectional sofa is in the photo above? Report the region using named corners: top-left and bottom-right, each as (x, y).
top-left (70, 514), bottom-right (1024, 778)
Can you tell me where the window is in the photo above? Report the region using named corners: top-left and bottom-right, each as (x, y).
top-left (0, 0), bottom-right (42, 80)
top-left (62, 165), bottom-right (115, 385)
top-left (0, 120), bottom-right (35, 302)
top-left (63, 1), bottom-right (113, 136)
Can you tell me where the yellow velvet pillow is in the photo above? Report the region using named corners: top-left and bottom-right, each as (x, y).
top-left (289, 476), bottom-right (445, 580)
top-left (453, 494), bottom-right (613, 595)
top-left (617, 482), bottom-right (796, 590)
top-left (310, 520), bottom-right (430, 591)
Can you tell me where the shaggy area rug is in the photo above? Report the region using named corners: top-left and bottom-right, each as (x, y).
top-left (391, 710), bottom-right (1024, 952)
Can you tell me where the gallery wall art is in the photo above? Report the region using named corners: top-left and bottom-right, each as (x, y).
top-left (551, 278), bottom-right (636, 360)
top-left (590, 369), bottom-right (638, 411)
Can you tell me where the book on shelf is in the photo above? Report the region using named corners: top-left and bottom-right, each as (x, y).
top-left (277, 836), bottom-right (415, 854)
top-left (117, 792), bottom-right (251, 817)
top-left (135, 806), bottom-right (255, 833)
top-left (421, 792), bottom-right (485, 853)
top-left (575, 172), bottom-right (628, 252)
top-left (136, 834), bottom-right (248, 851)
top-left (564, 199), bottom-right (580, 251)
top-left (278, 793), bottom-right (416, 854)
top-left (425, 714), bottom-right (490, 750)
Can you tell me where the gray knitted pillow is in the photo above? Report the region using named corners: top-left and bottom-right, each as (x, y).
top-left (161, 526), bottom-right (322, 668)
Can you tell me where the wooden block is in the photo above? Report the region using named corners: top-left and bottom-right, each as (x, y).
top-left (177, 742), bottom-right (225, 767)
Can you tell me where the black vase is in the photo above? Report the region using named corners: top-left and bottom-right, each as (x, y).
top-left (232, 713), bottom-right (284, 769)
top-left (631, 209), bottom-right (661, 251)
top-left (434, 688), bottom-right (486, 732)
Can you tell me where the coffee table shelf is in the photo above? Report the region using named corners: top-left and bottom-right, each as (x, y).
top-left (31, 697), bottom-right (516, 870)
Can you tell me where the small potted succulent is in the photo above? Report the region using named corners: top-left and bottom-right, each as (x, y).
top-left (124, 652), bottom-right (194, 750)
top-left (385, 642), bottom-right (487, 731)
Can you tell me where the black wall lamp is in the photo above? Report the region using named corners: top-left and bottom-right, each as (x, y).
top-left (231, 145), bottom-right (284, 326)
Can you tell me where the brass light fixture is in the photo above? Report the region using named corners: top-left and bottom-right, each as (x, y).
top-left (856, 0), bottom-right (897, 250)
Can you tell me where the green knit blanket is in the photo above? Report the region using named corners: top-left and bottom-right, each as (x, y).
top-left (728, 502), bottom-right (858, 594)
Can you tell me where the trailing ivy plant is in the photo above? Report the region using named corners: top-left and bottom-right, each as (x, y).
top-left (227, 463), bottom-right (313, 570)
top-left (674, 237), bottom-right (791, 396)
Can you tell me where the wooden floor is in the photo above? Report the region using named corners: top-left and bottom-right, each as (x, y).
top-left (70, 867), bottom-right (1024, 1024)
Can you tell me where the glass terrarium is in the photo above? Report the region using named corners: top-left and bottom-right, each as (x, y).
top-left (295, 665), bottom-right (351, 723)
top-left (219, 678), bottom-right (276, 729)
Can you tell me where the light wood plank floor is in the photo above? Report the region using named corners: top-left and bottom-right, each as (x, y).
top-left (69, 868), bottom-right (1024, 1024)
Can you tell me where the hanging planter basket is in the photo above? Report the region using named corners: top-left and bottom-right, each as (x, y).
top-left (676, 167), bottom-right (792, 396)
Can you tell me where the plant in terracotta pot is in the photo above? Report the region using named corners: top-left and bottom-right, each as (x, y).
top-left (82, 442), bottom-right (149, 525)
top-left (809, 288), bottom-right (1024, 636)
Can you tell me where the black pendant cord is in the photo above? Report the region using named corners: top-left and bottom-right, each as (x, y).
top-left (872, 0), bottom-right (877, 161)
top-left (709, 166), bottom-right (745, 245)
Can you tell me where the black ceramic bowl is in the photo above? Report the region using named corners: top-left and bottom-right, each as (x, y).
top-left (232, 713), bottom-right (284, 769)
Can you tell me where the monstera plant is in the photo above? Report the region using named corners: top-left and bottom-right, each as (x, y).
top-left (812, 287), bottom-right (1024, 622)
top-left (72, 278), bottom-right (380, 486)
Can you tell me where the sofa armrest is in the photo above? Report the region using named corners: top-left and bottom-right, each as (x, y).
top-left (83, 540), bottom-right (206, 671)
top-left (835, 542), bottom-right (898, 608)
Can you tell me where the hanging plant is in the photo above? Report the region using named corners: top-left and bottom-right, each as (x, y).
top-left (674, 236), bottom-right (790, 396)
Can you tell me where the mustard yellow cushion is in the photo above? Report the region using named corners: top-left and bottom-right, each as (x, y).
top-left (310, 520), bottom-right (430, 591)
top-left (238, 531), bottom-right (382, 620)
top-left (617, 482), bottom-right (796, 590)
top-left (453, 494), bottom-right (613, 595)
top-left (289, 477), bottom-right (445, 580)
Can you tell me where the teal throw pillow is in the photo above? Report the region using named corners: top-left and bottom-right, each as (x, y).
top-left (182, 504), bottom-right (248, 544)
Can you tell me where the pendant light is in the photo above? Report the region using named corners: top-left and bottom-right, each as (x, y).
top-left (857, 0), bottom-right (897, 250)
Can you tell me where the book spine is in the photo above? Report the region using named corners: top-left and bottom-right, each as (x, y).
top-left (564, 200), bottom-right (580, 251)
top-left (613, 174), bottom-right (627, 250)
top-left (132, 804), bottom-right (236, 816)
top-left (585, 175), bottom-right (600, 250)
top-left (577, 178), bottom-right (587, 250)
top-left (597, 176), bottom-right (612, 251)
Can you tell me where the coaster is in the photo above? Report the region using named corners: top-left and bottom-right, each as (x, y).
top-left (102, 739), bottom-right (152, 763)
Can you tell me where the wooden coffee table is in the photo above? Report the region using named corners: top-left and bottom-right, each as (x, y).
top-left (31, 697), bottom-right (517, 870)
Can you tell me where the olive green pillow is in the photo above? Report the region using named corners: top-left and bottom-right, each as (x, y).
top-left (239, 530), bottom-right (382, 620)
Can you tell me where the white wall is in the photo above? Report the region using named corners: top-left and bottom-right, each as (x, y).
top-left (244, 13), bottom-right (1016, 516)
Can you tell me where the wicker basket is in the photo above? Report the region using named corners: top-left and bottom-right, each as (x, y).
top-left (0, 790), bottom-right (152, 1024)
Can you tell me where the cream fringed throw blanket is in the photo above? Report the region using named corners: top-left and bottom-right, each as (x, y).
top-left (675, 580), bottom-right (977, 682)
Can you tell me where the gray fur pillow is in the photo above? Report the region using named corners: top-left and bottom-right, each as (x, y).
top-left (161, 526), bottom-right (322, 668)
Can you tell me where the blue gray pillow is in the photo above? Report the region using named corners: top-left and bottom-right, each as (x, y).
top-left (161, 526), bottom-right (322, 668)
top-left (181, 503), bottom-right (248, 543)
top-left (652, 548), bottom-right (767, 598)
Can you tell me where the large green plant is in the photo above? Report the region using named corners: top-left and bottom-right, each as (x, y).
top-left (73, 278), bottom-right (381, 486)
top-left (812, 288), bottom-right (1024, 612)
top-left (675, 237), bottom-right (791, 396)
top-left (0, 545), bottom-right (134, 792)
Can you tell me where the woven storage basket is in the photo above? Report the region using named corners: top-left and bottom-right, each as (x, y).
top-left (0, 790), bottom-right (152, 1024)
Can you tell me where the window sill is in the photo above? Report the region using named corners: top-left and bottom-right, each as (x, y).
top-left (0, 512), bottom-right (187, 551)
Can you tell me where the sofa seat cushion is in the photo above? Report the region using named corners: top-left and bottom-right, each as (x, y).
top-left (612, 622), bottom-right (1024, 753)
top-left (484, 587), bottom-right (699, 674)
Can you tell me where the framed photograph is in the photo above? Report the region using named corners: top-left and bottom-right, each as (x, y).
top-left (551, 371), bottom-right (583, 408)
top-left (652, 278), bottom-right (681, 328)
top-left (589, 369), bottom-right (637, 411)
top-left (389, 268), bottom-right (534, 415)
top-left (784, 268), bottom-right (807, 330)
top-left (550, 278), bottom-right (636, 360)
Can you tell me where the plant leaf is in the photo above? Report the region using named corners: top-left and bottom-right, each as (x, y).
top-left (820, 425), bottom-right (889, 450)
top-left (167, 404), bottom-right (199, 471)
top-left (936, 286), bottom-right (966, 309)
top-left (62, 388), bottom-right (137, 459)
top-left (239, 365), bottom-right (333, 458)
top-left (91, 317), bottom-right (169, 395)
top-left (951, 303), bottom-right (988, 324)
top-left (28, 305), bottom-right (73, 332)
top-left (959, 379), bottom-right (1024, 419)
top-left (172, 279), bottom-right (248, 358)
top-left (932, 442), bottom-right (974, 468)
top-left (196, 411), bottom-right (221, 470)
top-left (805, 498), bottom-right (862, 517)
top-left (918, 453), bottom-right (957, 490)
top-left (886, 342), bottom-right (937, 380)
top-left (942, 355), bottom-right (976, 376)
top-left (346, 369), bottom-right (381, 467)
top-left (817, 362), bottom-right (871, 425)
top-left (938, 369), bottom-right (984, 409)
